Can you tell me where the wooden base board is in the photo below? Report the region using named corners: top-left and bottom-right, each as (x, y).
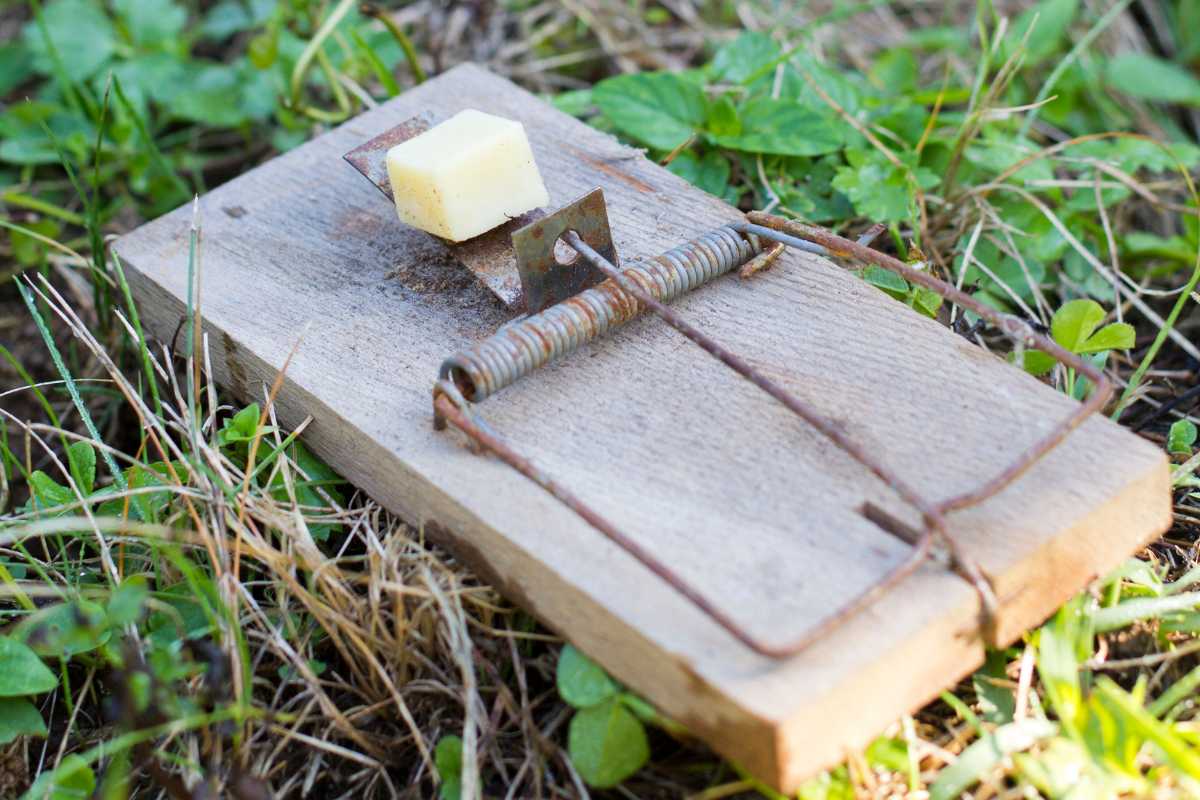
top-left (112, 64), bottom-right (1172, 791)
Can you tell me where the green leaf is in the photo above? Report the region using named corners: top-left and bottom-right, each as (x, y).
top-left (709, 31), bottom-right (780, 85)
top-left (8, 218), bottom-right (62, 266)
top-left (66, 440), bottom-right (96, 495)
top-left (865, 736), bottom-right (909, 772)
top-left (667, 151), bottom-right (730, 197)
top-left (1078, 321), bottom-right (1134, 354)
top-left (20, 753), bottom-right (95, 800)
top-left (832, 153), bottom-right (933, 224)
top-left (909, 286), bottom-right (944, 319)
top-left (1020, 350), bottom-right (1057, 377)
top-left (201, 0), bottom-right (254, 40)
top-left (1050, 298), bottom-right (1106, 353)
top-left (863, 265), bottom-right (908, 299)
top-left (106, 576), bottom-right (149, 626)
top-left (1007, 0), bottom-right (1079, 63)
top-left (1168, 420), bottom-right (1198, 455)
top-left (0, 42), bottom-right (35, 96)
top-left (169, 62), bottom-right (257, 128)
top-left (248, 30), bottom-right (279, 70)
top-left (1105, 54), bottom-right (1200, 106)
top-left (113, 0), bottom-right (187, 48)
top-left (551, 89), bottom-right (593, 118)
top-left (0, 101), bottom-right (94, 166)
top-left (29, 470), bottom-right (74, 512)
top-left (710, 97), bottom-right (843, 157)
top-left (0, 636), bottom-right (58, 696)
top-left (435, 735), bottom-right (463, 800)
top-left (973, 650), bottom-right (1015, 724)
top-left (869, 48), bottom-right (918, 92)
top-left (14, 600), bottom-right (111, 658)
top-left (1123, 232), bottom-right (1197, 264)
top-left (22, 0), bottom-right (117, 82)
top-left (557, 644), bottom-right (618, 708)
top-left (929, 719), bottom-right (1058, 800)
top-left (567, 697), bottom-right (650, 789)
top-left (704, 95), bottom-right (741, 137)
top-left (0, 697), bottom-right (48, 744)
top-left (797, 766), bottom-right (855, 800)
top-left (593, 73), bottom-right (708, 151)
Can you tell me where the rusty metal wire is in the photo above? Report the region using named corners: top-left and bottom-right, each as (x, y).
top-left (432, 213), bottom-right (1112, 658)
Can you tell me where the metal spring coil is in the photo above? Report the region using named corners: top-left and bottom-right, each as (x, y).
top-left (440, 224), bottom-right (761, 402)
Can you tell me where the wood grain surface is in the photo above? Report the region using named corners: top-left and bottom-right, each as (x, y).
top-left (112, 63), bottom-right (1172, 791)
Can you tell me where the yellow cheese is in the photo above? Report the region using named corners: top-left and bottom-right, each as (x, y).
top-left (384, 109), bottom-right (550, 242)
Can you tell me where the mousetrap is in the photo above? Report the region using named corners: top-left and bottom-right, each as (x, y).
top-left (113, 64), bottom-right (1171, 791)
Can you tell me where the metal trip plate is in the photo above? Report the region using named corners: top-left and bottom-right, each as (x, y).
top-left (512, 188), bottom-right (617, 314)
top-left (343, 113), bottom-right (542, 310)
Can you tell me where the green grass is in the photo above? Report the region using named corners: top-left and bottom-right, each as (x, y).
top-left (1, 0), bottom-right (1199, 797)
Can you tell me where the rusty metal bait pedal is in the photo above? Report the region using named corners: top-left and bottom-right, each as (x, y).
top-left (346, 128), bottom-right (1114, 659)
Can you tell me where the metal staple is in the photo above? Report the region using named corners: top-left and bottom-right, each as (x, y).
top-left (440, 224), bottom-right (761, 401)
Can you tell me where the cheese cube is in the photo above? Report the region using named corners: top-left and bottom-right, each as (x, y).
top-left (385, 109), bottom-right (550, 242)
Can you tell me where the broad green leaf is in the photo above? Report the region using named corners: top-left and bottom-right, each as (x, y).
top-left (201, 0), bottom-right (253, 40)
top-left (29, 470), bottom-right (74, 511)
top-left (865, 736), bottom-right (908, 772)
top-left (797, 765), bottom-right (854, 800)
top-left (22, 0), bottom-right (117, 82)
top-left (247, 31), bottom-right (279, 70)
top-left (710, 97), bottom-right (843, 157)
top-left (557, 644), bottom-right (618, 708)
top-left (1078, 321), bottom-right (1134, 354)
top-left (169, 62), bottom-right (257, 128)
top-left (863, 265), bottom-right (908, 298)
top-left (0, 636), bottom-right (58, 696)
top-left (594, 73), bottom-right (707, 151)
top-left (929, 719), bottom-right (1057, 800)
top-left (14, 600), bottom-right (111, 658)
top-left (1050, 298), bottom-right (1106, 353)
top-left (709, 31), bottom-right (780, 85)
top-left (66, 440), bottom-right (95, 495)
top-left (551, 89), bottom-right (593, 118)
top-left (20, 753), bottom-right (95, 800)
top-left (113, 0), bottom-right (188, 48)
top-left (435, 735), bottom-right (463, 800)
top-left (869, 48), bottom-right (918, 92)
top-left (1105, 54), bottom-right (1200, 106)
top-left (833, 152), bottom-right (934, 224)
top-left (0, 101), bottom-right (94, 166)
top-left (667, 151), bottom-right (730, 197)
top-left (147, 584), bottom-right (214, 648)
top-left (1123, 232), bottom-right (1197, 263)
top-left (1007, 0), bottom-right (1079, 62)
top-left (1020, 350), bottom-right (1057, 377)
top-left (8, 218), bottom-right (61, 266)
top-left (0, 42), bottom-right (35, 95)
top-left (0, 697), bottom-right (48, 744)
top-left (1168, 420), bottom-right (1198, 455)
top-left (567, 697), bottom-right (650, 788)
top-left (909, 286), bottom-right (943, 319)
top-left (704, 95), bottom-right (740, 137)
top-left (106, 576), bottom-right (149, 626)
